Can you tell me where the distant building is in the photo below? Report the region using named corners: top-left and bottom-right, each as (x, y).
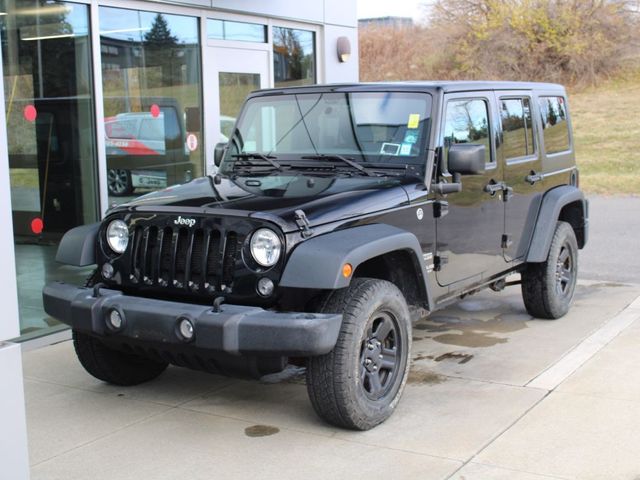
top-left (358, 16), bottom-right (414, 28)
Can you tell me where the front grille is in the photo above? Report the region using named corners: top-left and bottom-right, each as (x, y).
top-left (129, 225), bottom-right (242, 293)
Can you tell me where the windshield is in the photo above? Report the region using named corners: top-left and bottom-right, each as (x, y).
top-left (221, 91), bottom-right (432, 175)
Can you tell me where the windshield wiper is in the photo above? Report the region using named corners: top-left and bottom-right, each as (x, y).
top-left (300, 154), bottom-right (374, 177)
top-left (232, 153), bottom-right (281, 170)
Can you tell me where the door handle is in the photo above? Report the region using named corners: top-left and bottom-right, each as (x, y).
top-left (526, 171), bottom-right (543, 185)
top-left (484, 180), bottom-right (503, 195)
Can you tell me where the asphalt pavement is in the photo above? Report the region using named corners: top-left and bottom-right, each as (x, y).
top-left (579, 195), bottom-right (640, 284)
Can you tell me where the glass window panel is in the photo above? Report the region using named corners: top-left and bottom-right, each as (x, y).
top-left (207, 19), bottom-right (266, 43)
top-left (500, 98), bottom-right (527, 160)
top-left (539, 96), bottom-right (570, 154)
top-left (218, 72), bottom-right (260, 142)
top-left (444, 99), bottom-right (492, 164)
top-left (1, 0), bottom-right (99, 338)
top-left (99, 7), bottom-right (203, 202)
top-left (273, 27), bottom-right (315, 87)
top-left (224, 92), bottom-right (432, 170)
top-left (523, 97), bottom-right (535, 155)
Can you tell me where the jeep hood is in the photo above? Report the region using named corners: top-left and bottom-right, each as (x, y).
top-left (115, 174), bottom-right (413, 232)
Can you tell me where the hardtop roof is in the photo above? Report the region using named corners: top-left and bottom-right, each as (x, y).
top-left (249, 80), bottom-right (565, 97)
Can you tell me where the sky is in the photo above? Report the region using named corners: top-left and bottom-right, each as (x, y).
top-left (356, 0), bottom-right (431, 23)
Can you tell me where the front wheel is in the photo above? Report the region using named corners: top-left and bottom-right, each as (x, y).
top-left (306, 278), bottom-right (412, 430)
top-left (521, 221), bottom-right (578, 319)
top-left (73, 330), bottom-right (168, 386)
top-left (107, 168), bottom-right (134, 196)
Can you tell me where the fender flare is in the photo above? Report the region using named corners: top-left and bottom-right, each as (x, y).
top-left (279, 224), bottom-right (432, 309)
top-left (55, 223), bottom-right (100, 266)
top-left (526, 185), bottom-right (588, 263)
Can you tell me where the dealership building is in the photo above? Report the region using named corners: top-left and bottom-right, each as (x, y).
top-left (0, 0), bottom-right (358, 476)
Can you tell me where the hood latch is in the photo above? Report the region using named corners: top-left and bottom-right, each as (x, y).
top-left (294, 209), bottom-right (313, 238)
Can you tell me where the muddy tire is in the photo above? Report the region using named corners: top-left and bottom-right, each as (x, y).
top-left (521, 221), bottom-right (578, 319)
top-left (306, 278), bottom-right (412, 430)
top-left (72, 330), bottom-right (168, 386)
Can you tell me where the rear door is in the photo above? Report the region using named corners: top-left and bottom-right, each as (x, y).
top-left (435, 92), bottom-right (505, 287)
top-left (495, 91), bottom-right (545, 261)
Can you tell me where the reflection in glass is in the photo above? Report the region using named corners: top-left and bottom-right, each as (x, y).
top-left (223, 92), bottom-right (431, 170)
top-left (99, 7), bottom-right (203, 202)
top-left (1, 0), bottom-right (98, 337)
top-left (208, 19), bottom-right (266, 43)
top-left (218, 72), bottom-right (260, 142)
top-left (273, 27), bottom-right (315, 87)
top-left (444, 99), bottom-right (492, 164)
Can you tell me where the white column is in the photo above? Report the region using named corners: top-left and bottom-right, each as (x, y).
top-left (0, 37), bottom-right (31, 480)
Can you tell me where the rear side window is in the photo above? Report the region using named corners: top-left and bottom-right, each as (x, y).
top-left (443, 98), bottom-right (492, 164)
top-left (500, 97), bottom-right (535, 160)
top-left (539, 96), bottom-right (570, 154)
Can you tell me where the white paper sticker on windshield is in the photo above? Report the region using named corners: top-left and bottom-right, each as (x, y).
top-left (399, 143), bottom-right (412, 156)
top-left (380, 143), bottom-right (400, 155)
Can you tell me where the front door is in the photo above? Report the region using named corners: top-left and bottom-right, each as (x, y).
top-left (208, 47), bottom-right (270, 150)
top-left (496, 91), bottom-right (545, 261)
top-left (435, 93), bottom-right (505, 288)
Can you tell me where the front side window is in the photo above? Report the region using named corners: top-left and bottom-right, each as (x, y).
top-left (443, 98), bottom-right (492, 164)
top-left (273, 27), bottom-right (315, 87)
top-left (500, 97), bottom-right (535, 160)
top-left (539, 96), bottom-right (570, 154)
top-left (223, 91), bottom-right (432, 169)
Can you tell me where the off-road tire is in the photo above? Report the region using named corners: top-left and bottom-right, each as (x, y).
top-left (72, 330), bottom-right (168, 386)
top-left (521, 221), bottom-right (578, 319)
top-left (306, 278), bottom-right (412, 430)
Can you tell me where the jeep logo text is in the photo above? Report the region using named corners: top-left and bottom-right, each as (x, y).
top-left (174, 216), bottom-right (196, 227)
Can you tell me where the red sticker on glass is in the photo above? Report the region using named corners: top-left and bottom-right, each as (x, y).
top-left (23, 105), bottom-right (37, 122)
top-left (186, 133), bottom-right (198, 152)
top-left (150, 104), bottom-right (161, 118)
top-left (31, 217), bottom-right (44, 234)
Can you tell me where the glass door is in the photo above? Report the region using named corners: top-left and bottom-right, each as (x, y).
top-left (209, 47), bottom-right (270, 146)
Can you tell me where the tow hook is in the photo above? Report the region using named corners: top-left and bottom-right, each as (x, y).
top-left (212, 296), bottom-right (225, 313)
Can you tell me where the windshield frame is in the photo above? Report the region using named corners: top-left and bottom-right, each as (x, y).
top-left (220, 89), bottom-right (434, 181)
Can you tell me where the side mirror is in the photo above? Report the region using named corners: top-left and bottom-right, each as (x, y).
top-left (448, 143), bottom-right (486, 176)
top-left (214, 142), bottom-right (227, 167)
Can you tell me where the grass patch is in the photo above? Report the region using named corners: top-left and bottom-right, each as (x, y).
top-left (569, 74), bottom-right (640, 195)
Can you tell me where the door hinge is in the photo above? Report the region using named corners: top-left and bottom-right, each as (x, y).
top-left (501, 234), bottom-right (513, 249)
top-left (294, 209), bottom-right (313, 238)
top-left (433, 200), bottom-right (449, 218)
top-left (434, 254), bottom-right (448, 271)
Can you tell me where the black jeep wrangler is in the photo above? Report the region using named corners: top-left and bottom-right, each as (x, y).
top-left (44, 82), bottom-right (588, 430)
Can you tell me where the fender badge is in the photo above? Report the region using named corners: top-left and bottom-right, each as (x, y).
top-left (416, 208), bottom-right (424, 220)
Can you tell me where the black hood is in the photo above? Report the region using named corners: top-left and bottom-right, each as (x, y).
top-left (112, 174), bottom-right (414, 232)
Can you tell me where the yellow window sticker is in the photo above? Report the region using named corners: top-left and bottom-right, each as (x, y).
top-left (407, 113), bottom-right (420, 129)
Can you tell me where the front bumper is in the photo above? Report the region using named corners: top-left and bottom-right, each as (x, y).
top-left (43, 282), bottom-right (342, 357)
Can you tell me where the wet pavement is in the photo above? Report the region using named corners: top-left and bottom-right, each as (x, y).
top-left (22, 280), bottom-right (640, 480)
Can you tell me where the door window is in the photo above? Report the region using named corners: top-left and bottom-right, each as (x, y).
top-left (443, 99), bottom-right (492, 164)
top-left (500, 97), bottom-right (535, 160)
top-left (539, 96), bottom-right (570, 154)
top-left (218, 72), bottom-right (261, 142)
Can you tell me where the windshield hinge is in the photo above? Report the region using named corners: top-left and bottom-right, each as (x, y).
top-left (294, 209), bottom-right (313, 238)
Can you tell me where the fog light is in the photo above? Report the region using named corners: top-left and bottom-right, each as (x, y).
top-left (257, 277), bottom-right (274, 297)
top-left (107, 309), bottom-right (123, 330)
top-left (102, 263), bottom-right (114, 279)
top-left (178, 318), bottom-right (194, 341)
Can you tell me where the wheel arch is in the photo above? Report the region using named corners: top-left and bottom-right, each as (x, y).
top-left (526, 185), bottom-right (588, 263)
top-left (279, 224), bottom-right (433, 311)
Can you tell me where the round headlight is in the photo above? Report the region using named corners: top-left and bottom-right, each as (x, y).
top-left (106, 220), bottom-right (129, 254)
top-left (250, 228), bottom-right (282, 267)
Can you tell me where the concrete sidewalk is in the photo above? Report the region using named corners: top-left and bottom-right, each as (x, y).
top-left (22, 280), bottom-right (640, 480)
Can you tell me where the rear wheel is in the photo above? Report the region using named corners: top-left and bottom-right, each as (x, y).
top-left (521, 221), bottom-right (578, 319)
top-left (72, 330), bottom-right (168, 386)
top-left (306, 278), bottom-right (411, 430)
